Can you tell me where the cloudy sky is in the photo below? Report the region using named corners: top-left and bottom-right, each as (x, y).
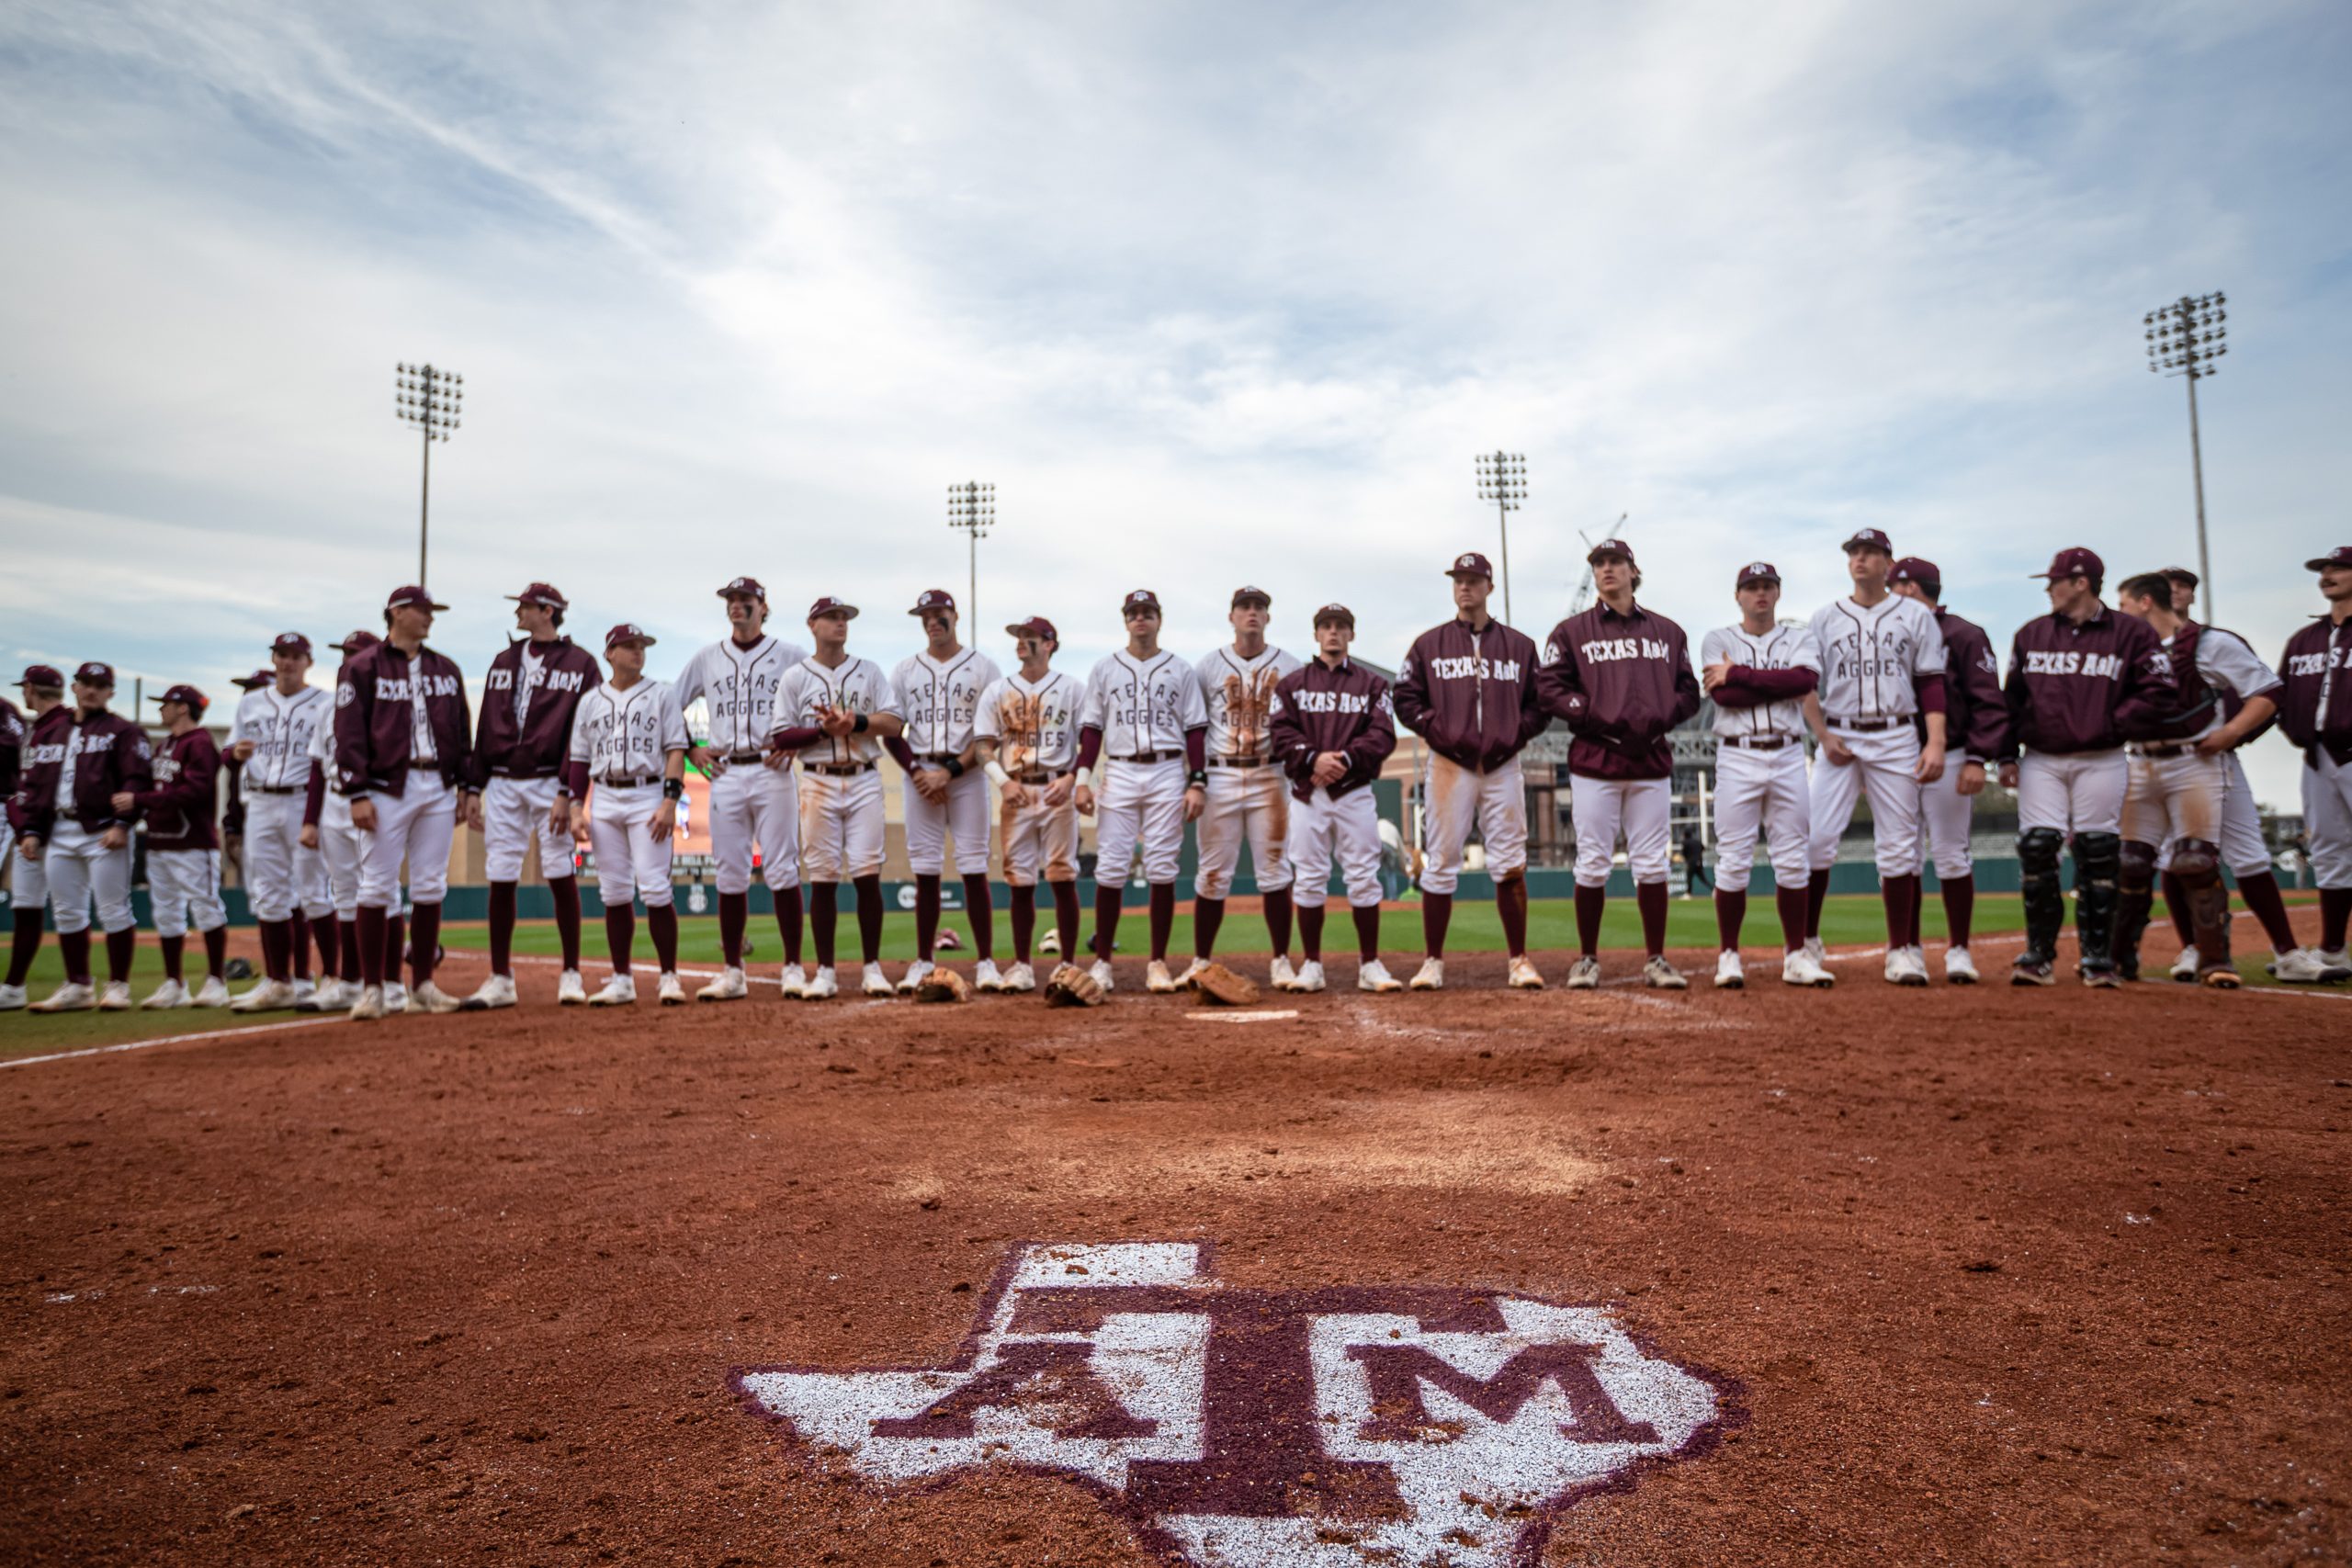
top-left (2, 0), bottom-right (2346, 801)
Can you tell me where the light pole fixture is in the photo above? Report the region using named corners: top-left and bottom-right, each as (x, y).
top-left (395, 363), bottom-right (463, 585)
top-left (1475, 451), bottom-right (1527, 625)
top-left (2144, 293), bottom-right (2226, 615)
top-left (947, 480), bottom-right (995, 626)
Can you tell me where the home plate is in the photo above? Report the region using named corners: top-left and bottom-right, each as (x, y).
top-left (1182, 1009), bottom-right (1299, 1022)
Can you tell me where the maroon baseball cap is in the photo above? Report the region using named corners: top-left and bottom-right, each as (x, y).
top-left (154, 683), bottom-right (208, 713)
top-left (2162, 565), bottom-right (2199, 587)
top-left (331, 629), bottom-right (379, 656)
top-left (2032, 547), bottom-right (2105, 582)
top-left (2306, 546), bottom-right (2352, 571)
top-left (716, 576), bottom-right (765, 601)
top-left (1445, 551), bottom-right (1494, 580)
top-left (1842, 527), bottom-right (1894, 555)
top-left (1230, 585), bottom-right (1272, 608)
top-left (232, 668), bottom-right (272, 691)
top-left (806, 596), bottom-right (859, 622)
top-left (909, 588), bottom-right (956, 616)
top-left (604, 622), bottom-right (658, 649)
top-left (74, 661), bottom-right (115, 688)
top-left (19, 664), bottom-right (63, 689)
top-left (1312, 602), bottom-right (1356, 627)
top-left (1004, 616), bottom-right (1058, 642)
top-left (507, 582), bottom-right (568, 610)
top-left (271, 631), bottom-right (312, 656)
top-left (1890, 557), bottom-right (1940, 590)
top-left (1736, 560), bottom-right (1781, 587)
top-left (385, 585), bottom-right (448, 612)
top-left (1588, 538), bottom-right (1636, 566)
top-left (1122, 589), bottom-right (1162, 616)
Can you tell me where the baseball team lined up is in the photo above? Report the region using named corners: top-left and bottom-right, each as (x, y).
top-left (6, 532), bottom-right (2351, 1019)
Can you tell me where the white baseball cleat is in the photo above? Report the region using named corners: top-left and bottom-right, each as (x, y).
top-left (412, 980), bottom-right (465, 1014)
top-left (1884, 948), bottom-right (1929, 987)
top-left (698, 966), bottom-right (749, 1002)
top-left (141, 978), bottom-right (191, 1010)
top-left (898, 960), bottom-right (934, 995)
top-left (587, 975), bottom-right (637, 1007)
top-left (1566, 956), bottom-right (1602, 990)
top-left (1356, 958), bottom-right (1402, 993)
top-left (1001, 961), bottom-right (1036, 992)
top-left (2170, 945), bottom-right (2199, 983)
top-left (461, 974), bottom-right (518, 1011)
top-left (861, 963), bottom-right (895, 998)
top-left (1781, 949), bottom-right (1837, 987)
top-left (292, 977), bottom-right (321, 1006)
top-left (384, 980), bottom-right (410, 1013)
top-left (778, 964), bottom-right (808, 999)
top-left (230, 978), bottom-right (294, 1013)
top-left (1408, 957), bottom-right (1444, 991)
top-left (1713, 950), bottom-right (1745, 989)
top-left (656, 972), bottom-right (688, 1005)
top-left (1088, 958), bottom-right (1116, 993)
top-left (1944, 946), bottom-right (1979, 985)
top-left (29, 981), bottom-right (96, 1012)
top-left (1267, 954), bottom-right (1298, 990)
top-left (1291, 960), bottom-right (1327, 992)
top-left (192, 975), bottom-right (233, 1008)
top-left (1644, 955), bottom-right (1688, 990)
top-left (1801, 936), bottom-right (1827, 966)
top-left (1507, 955), bottom-right (1546, 990)
top-left (1038, 929), bottom-right (1061, 954)
top-left (802, 965), bottom-right (840, 1000)
top-left (95, 980), bottom-right (134, 1010)
top-left (346, 985), bottom-right (386, 1021)
top-left (1172, 957), bottom-right (1208, 988)
top-left (0, 982), bottom-right (25, 1010)
top-left (556, 969), bottom-right (590, 1006)
top-left (2273, 947), bottom-right (2338, 985)
top-left (295, 977), bottom-right (348, 1012)
top-left (1145, 960), bottom-right (1179, 993)
top-left (973, 959), bottom-right (1004, 992)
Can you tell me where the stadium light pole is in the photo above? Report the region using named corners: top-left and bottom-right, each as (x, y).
top-left (395, 363), bottom-right (463, 585)
top-left (947, 481), bottom-right (995, 627)
top-left (2144, 293), bottom-right (2225, 616)
top-left (1475, 451), bottom-right (1527, 625)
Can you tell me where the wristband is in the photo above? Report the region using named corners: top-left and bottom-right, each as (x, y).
top-left (663, 778), bottom-right (684, 801)
top-left (1187, 769), bottom-right (1208, 790)
top-left (853, 712), bottom-right (868, 733)
top-left (1075, 766), bottom-right (1093, 789)
top-left (944, 757), bottom-right (966, 779)
top-left (983, 761), bottom-right (1012, 787)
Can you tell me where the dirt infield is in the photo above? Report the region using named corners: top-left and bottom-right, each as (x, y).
top-left (4, 923), bottom-right (2348, 1565)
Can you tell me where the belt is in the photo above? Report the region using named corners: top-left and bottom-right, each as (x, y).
top-left (247, 783), bottom-right (301, 795)
top-left (1207, 756), bottom-right (1272, 769)
top-left (405, 761), bottom-right (441, 772)
top-left (492, 766), bottom-right (560, 779)
top-left (916, 752), bottom-right (962, 766)
top-left (1829, 716), bottom-right (1905, 733)
top-left (723, 751), bottom-right (764, 765)
top-left (597, 774), bottom-right (660, 788)
top-left (2132, 741), bottom-right (2200, 760)
top-left (806, 761), bottom-right (875, 776)
top-left (1012, 767), bottom-right (1071, 785)
top-left (1119, 750), bottom-right (1177, 764)
top-left (1722, 735), bottom-right (1796, 750)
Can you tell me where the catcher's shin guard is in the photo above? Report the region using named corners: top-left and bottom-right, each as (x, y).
top-left (2073, 830), bottom-right (2121, 974)
top-left (2114, 839), bottom-right (2160, 979)
top-left (2170, 837), bottom-right (2233, 974)
top-left (2017, 827), bottom-right (2066, 964)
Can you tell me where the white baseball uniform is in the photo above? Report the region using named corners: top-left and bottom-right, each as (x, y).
top-left (1806, 594), bottom-right (1945, 876)
top-left (571, 677), bottom-right (690, 909)
top-left (2124, 626), bottom-right (2280, 850)
top-left (675, 633), bottom-right (809, 895)
top-left (893, 648), bottom-right (1001, 878)
top-left (1702, 622), bottom-right (1820, 894)
top-left (229, 682), bottom-right (333, 919)
top-left (1081, 649), bottom-right (1207, 886)
top-left (480, 641), bottom-right (597, 885)
top-left (779, 656), bottom-right (898, 884)
top-left (303, 719), bottom-right (402, 920)
top-left (2017, 750), bottom-right (2127, 837)
top-left (975, 667), bottom-right (1084, 887)
top-left (1193, 645), bottom-right (1301, 899)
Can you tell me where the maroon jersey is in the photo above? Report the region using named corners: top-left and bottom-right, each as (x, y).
top-left (1392, 616), bottom-right (1545, 773)
top-left (138, 728), bottom-right (222, 852)
top-left (13, 709), bottom-right (154, 840)
top-left (2278, 615), bottom-right (2352, 768)
top-left (6, 705), bottom-right (68, 834)
top-left (467, 635), bottom-right (602, 787)
top-left (1267, 657), bottom-right (1397, 802)
top-left (334, 641), bottom-right (473, 798)
top-left (1535, 601), bottom-right (1702, 781)
top-left (1920, 607), bottom-right (2005, 761)
top-left (1997, 606), bottom-right (2175, 759)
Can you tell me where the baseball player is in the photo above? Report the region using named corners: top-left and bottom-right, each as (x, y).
top-left (1184, 587), bottom-right (1303, 987)
top-left (1538, 538), bottom-right (1703, 990)
top-left (1394, 551), bottom-right (1547, 991)
top-left (225, 632), bottom-right (333, 1010)
top-left (562, 623), bottom-right (691, 1006)
top-left (1697, 562), bottom-right (1834, 988)
top-left (1996, 547), bottom-right (2177, 987)
top-left (1, 665), bottom-right (68, 1010)
top-left (887, 590), bottom-right (1002, 993)
top-left (334, 585), bottom-right (476, 1019)
top-left (1884, 558), bottom-right (2004, 983)
top-left (674, 577), bottom-right (811, 1000)
top-left (125, 684), bottom-right (231, 1008)
top-left (974, 616), bottom-right (1084, 992)
top-left (17, 662), bottom-right (153, 1012)
top-left (216, 668), bottom-right (266, 887)
top-left (460, 583), bottom-right (604, 1010)
top-left (1800, 528), bottom-right (1950, 986)
top-left (1266, 603), bottom-right (1400, 992)
top-left (2278, 545), bottom-right (2352, 972)
top-left (2106, 571), bottom-right (2285, 987)
top-left (775, 597), bottom-right (903, 1000)
top-left (1073, 590), bottom-right (1208, 993)
top-left (298, 632), bottom-right (391, 1014)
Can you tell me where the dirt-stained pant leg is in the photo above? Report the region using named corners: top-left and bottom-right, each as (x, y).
top-left (1001, 795), bottom-right (1079, 888)
top-left (1417, 753), bottom-right (1475, 897)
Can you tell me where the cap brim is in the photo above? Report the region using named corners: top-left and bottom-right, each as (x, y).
top-left (2309, 558), bottom-right (2346, 572)
top-left (812, 607), bottom-right (859, 621)
top-left (1736, 574), bottom-right (1780, 586)
top-left (1004, 623), bottom-right (1040, 637)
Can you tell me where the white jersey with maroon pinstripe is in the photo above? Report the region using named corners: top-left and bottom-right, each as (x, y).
top-left (1807, 594), bottom-right (1944, 724)
top-left (777, 657), bottom-right (899, 766)
top-left (1194, 645), bottom-right (1301, 761)
top-left (893, 648), bottom-right (1001, 758)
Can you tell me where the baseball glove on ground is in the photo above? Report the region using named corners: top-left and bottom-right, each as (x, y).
top-left (914, 968), bottom-right (973, 1004)
top-left (1043, 963), bottom-right (1105, 1009)
top-left (1188, 962), bottom-right (1259, 1008)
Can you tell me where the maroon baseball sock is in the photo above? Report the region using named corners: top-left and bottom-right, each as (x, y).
top-left (288, 911), bottom-right (311, 982)
top-left (6, 908), bottom-right (44, 987)
top-left (59, 928), bottom-right (91, 985)
top-left (1804, 874), bottom-right (1831, 940)
top-left (1776, 883), bottom-right (1809, 953)
top-left (1421, 890), bottom-right (1453, 958)
top-left (2322, 887), bottom-right (2351, 953)
top-left (1050, 880), bottom-right (1080, 964)
top-left (810, 883), bottom-right (839, 969)
top-left (914, 874), bottom-right (942, 961)
top-left (259, 918), bottom-right (290, 983)
top-left (487, 882), bottom-right (518, 976)
top-left (338, 919), bottom-right (360, 983)
top-left (1715, 889), bottom-right (1747, 951)
top-left (1496, 876), bottom-right (1529, 959)
top-left (718, 891), bottom-right (748, 968)
top-left (1880, 874), bottom-right (1919, 948)
top-left (161, 934), bottom-right (186, 984)
top-left (550, 875), bottom-right (584, 971)
top-left (1297, 903), bottom-right (1325, 964)
top-left (1351, 904), bottom-right (1381, 964)
top-left (2162, 869), bottom-right (2192, 950)
top-left (409, 901), bottom-right (442, 988)
top-left (1905, 872), bottom-right (1924, 946)
top-left (647, 903), bottom-right (679, 972)
top-left (1264, 887), bottom-right (1295, 962)
top-left (1009, 885), bottom-right (1035, 964)
top-left (385, 911), bottom-right (406, 985)
top-left (1574, 884), bottom-right (1607, 958)
top-left (1635, 881), bottom-right (1668, 958)
top-left (604, 905), bottom-right (634, 976)
top-left (773, 884), bottom-right (804, 967)
top-left (311, 915), bottom-right (338, 981)
top-left (961, 873), bottom-right (993, 963)
top-left (1941, 873), bottom-right (1976, 947)
top-left (2236, 872), bottom-right (2298, 953)
top-left (356, 906), bottom-right (387, 988)
top-left (1148, 882), bottom-right (1176, 963)
top-left (1192, 896), bottom-right (1226, 962)
top-left (202, 925), bottom-right (228, 979)
top-left (853, 875), bottom-right (885, 965)
top-left (102, 928), bottom-right (133, 984)
top-left (1092, 886), bottom-right (1124, 963)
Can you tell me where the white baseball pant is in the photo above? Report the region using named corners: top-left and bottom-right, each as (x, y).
top-left (319, 803), bottom-right (364, 918)
top-left (483, 775), bottom-right (577, 883)
top-left (1194, 764), bottom-right (1293, 897)
top-left (147, 848), bottom-right (227, 938)
top-left (1808, 725), bottom-right (1923, 877)
top-left (1419, 753), bottom-right (1527, 896)
top-left (2303, 748), bottom-right (2352, 889)
top-left (904, 766), bottom-right (991, 876)
top-left (2016, 750), bottom-right (2127, 837)
top-left (2120, 749), bottom-right (2225, 847)
top-left (243, 788), bottom-right (328, 920)
top-left (8, 832), bottom-right (50, 912)
top-left (1712, 744), bottom-right (1810, 894)
top-left (1570, 773), bottom-right (1672, 886)
top-left (999, 790), bottom-right (1079, 886)
top-left (587, 782), bottom-right (678, 908)
top-left (2159, 752), bottom-right (2270, 879)
top-left (707, 761), bottom-right (801, 895)
top-left (358, 773), bottom-right (457, 907)
top-left (1286, 786), bottom-right (1383, 908)
top-left (44, 820), bottom-right (135, 934)
top-left (1916, 755), bottom-right (1977, 881)
top-left (1095, 757), bottom-right (1188, 886)
top-left (798, 768), bottom-right (886, 883)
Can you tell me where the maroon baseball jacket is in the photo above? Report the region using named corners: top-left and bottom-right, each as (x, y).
top-left (334, 642), bottom-right (474, 797)
top-left (1535, 601), bottom-right (1702, 781)
top-left (6, 705), bottom-right (69, 835)
top-left (1268, 657), bottom-right (1397, 803)
top-left (0, 696), bottom-right (24, 799)
top-left (1912, 607), bottom-right (2005, 761)
top-left (13, 709), bottom-right (154, 840)
top-left (2279, 615), bottom-right (2352, 768)
top-left (1997, 605), bottom-right (2175, 760)
top-left (467, 636), bottom-right (602, 787)
top-left (137, 728), bottom-right (222, 852)
top-left (1392, 616), bottom-right (1545, 773)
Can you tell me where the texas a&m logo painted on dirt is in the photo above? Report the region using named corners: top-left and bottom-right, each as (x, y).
top-left (734, 1242), bottom-right (1735, 1567)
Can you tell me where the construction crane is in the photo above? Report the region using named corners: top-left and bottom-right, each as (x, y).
top-left (1566, 513), bottom-right (1629, 614)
